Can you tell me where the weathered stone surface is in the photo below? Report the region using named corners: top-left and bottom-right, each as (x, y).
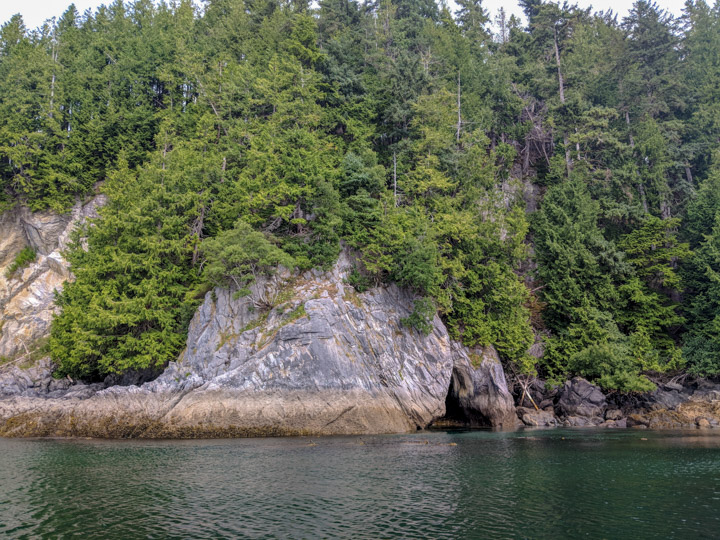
top-left (564, 415), bottom-right (603, 427)
top-left (0, 357), bottom-right (54, 396)
top-left (539, 398), bottom-right (554, 411)
top-left (556, 377), bottom-right (607, 419)
top-left (517, 407), bottom-right (558, 427)
top-left (0, 251), bottom-right (518, 438)
top-left (643, 388), bottom-right (687, 411)
top-left (443, 346), bottom-right (518, 429)
top-left (690, 380), bottom-right (720, 402)
top-left (627, 414), bottom-right (650, 428)
top-left (605, 409), bottom-right (623, 421)
top-left (0, 194), bottom-right (105, 360)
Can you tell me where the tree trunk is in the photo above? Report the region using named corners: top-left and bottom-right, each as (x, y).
top-left (393, 150), bottom-right (398, 207)
top-left (638, 184), bottom-right (649, 214)
top-left (456, 72), bottom-right (462, 144)
top-left (553, 25), bottom-right (566, 104)
top-left (554, 24), bottom-right (571, 175)
top-left (625, 110), bottom-right (635, 148)
top-left (49, 31), bottom-right (58, 119)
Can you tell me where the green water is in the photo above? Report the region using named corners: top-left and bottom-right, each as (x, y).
top-left (0, 429), bottom-right (719, 539)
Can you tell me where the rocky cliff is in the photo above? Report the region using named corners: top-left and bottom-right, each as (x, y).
top-left (1, 200), bottom-right (719, 438)
top-left (0, 251), bottom-right (517, 437)
top-left (0, 194), bottom-right (105, 361)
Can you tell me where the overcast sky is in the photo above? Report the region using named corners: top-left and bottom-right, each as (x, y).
top-left (1, 0), bottom-right (691, 32)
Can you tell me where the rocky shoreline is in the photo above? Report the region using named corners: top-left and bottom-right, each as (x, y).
top-left (0, 251), bottom-right (520, 438)
top-left (2, 357), bottom-right (719, 438)
top-left (1, 204), bottom-right (719, 439)
top-left (514, 376), bottom-right (720, 430)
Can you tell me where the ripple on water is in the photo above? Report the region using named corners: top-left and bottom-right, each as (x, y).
top-left (1, 430), bottom-right (719, 538)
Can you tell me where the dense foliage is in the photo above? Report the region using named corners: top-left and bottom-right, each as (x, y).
top-left (1, 0), bottom-right (719, 387)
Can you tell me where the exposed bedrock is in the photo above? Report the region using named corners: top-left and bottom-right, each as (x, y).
top-left (515, 375), bottom-right (720, 429)
top-left (0, 193), bottom-right (105, 360)
top-left (0, 251), bottom-right (517, 437)
top-left (442, 346), bottom-right (519, 429)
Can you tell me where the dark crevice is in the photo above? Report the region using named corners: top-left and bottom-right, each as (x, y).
top-left (102, 367), bottom-right (162, 388)
top-left (431, 367), bottom-right (492, 429)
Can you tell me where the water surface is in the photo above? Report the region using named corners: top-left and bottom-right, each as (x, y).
top-left (1, 429), bottom-right (719, 538)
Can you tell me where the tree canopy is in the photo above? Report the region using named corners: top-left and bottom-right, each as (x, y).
top-left (0, 0), bottom-right (717, 388)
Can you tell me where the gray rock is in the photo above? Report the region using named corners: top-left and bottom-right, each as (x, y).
top-left (690, 381), bottom-right (720, 401)
top-left (517, 407), bottom-right (558, 427)
top-left (1, 251), bottom-right (520, 438)
top-left (556, 377), bottom-right (607, 419)
top-left (605, 409), bottom-right (623, 421)
top-left (0, 194), bottom-right (105, 359)
top-left (48, 378), bottom-right (72, 392)
top-left (564, 415), bottom-right (602, 427)
top-left (539, 398), bottom-right (554, 410)
top-left (627, 414), bottom-right (650, 428)
top-left (645, 389), bottom-right (686, 411)
top-left (444, 346), bottom-right (518, 429)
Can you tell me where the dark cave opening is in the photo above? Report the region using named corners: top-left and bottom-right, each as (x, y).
top-left (430, 367), bottom-right (492, 429)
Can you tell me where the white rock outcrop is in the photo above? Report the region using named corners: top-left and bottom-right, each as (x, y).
top-left (0, 194), bottom-right (105, 360)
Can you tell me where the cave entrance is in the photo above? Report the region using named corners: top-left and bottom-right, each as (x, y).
top-left (430, 366), bottom-right (492, 429)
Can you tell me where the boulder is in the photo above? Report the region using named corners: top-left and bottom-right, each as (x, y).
top-left (690, 380), bottom-right (720, 402)
top-left (646, 411), bottom-right (690, 429)
top-left (539, 398), bottom-right (554, 411)
top-left (556, 377), bottom-right (607, 419)
top-left (643, 389), bottom-right (686, 411)
top-left (605, 409), bottom-right (623, 421)
top-left (517, 407), bottom-right (558, 427)
top-left (0, 358), bottom-right (55, 397)
top-left (564, 415), bottom-right (602, 427)
top-left (627, 414), bottom-right (650, 428)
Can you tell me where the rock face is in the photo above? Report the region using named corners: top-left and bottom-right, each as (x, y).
top-left (0, 358), bottom-right (69, 397)
top-left (444, 346), bottom-right (518, 429)
top-left (512, 376), bottom-right (720, 430)
top-left (516, 407), bottom-right (558, 427)
top-left (556, 377), bottom-right (607, 420)
top-left (0, 252), bottom-right (517, 438)
top-left (0, 194), bottom-right (105, 360)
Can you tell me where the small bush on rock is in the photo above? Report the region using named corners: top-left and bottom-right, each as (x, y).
top-left (5, 247), bottom-right (36, 279)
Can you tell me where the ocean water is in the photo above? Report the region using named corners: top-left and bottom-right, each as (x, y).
top-left (1, 429), bottom-right (719, 539)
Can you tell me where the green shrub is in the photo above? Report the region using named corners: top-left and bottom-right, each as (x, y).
top-left (683, 335), bottom-right (720, 377)
top-left (5, 247), bottom-right (36, 279)
top-left (569, 341), bottom-right (655, 393)
top-left (401, 297), bottom-right (435, 335)
top-left (346, 268), bottom-right (372, 293)
top-left (202, 221), bottom-right (295, 295)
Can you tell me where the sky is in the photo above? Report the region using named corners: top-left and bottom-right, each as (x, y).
top-left (1, 0), bottom-right (691, 32)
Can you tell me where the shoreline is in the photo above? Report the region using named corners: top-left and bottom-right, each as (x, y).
top-left (2, 376), bottom-right (718, 439)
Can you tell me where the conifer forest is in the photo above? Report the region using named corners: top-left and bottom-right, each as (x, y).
top-left (2, 0), bottom-right (720, 391)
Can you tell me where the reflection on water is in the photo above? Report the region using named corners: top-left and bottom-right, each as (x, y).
top-left (1, 429), bottom-right (719, 538)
